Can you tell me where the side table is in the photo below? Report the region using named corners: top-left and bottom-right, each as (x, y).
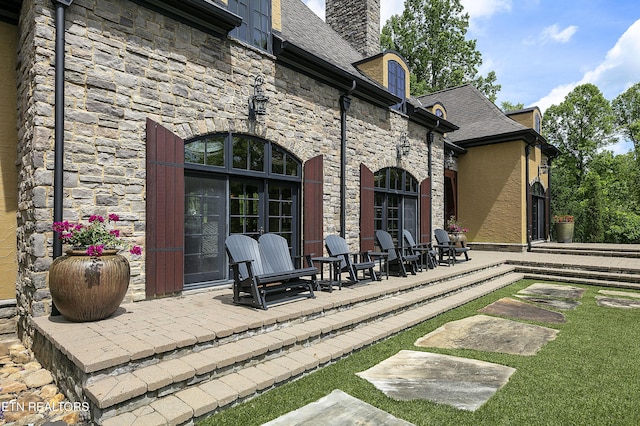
top-left (367, 251), bottom-right (389, 280)
top-left (311, 257), bottom-right (342, 291)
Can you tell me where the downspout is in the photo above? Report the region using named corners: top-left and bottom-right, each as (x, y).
top-left (53, 0), bottom-right (73, 259)
top-left (525, 143), bottom-right (531, 251)
top-left (427, 120), bottom-right (440, 241)
top-left (339, 81), bottom-right (356, 238)
top-left (52, 0), bottom-right (73, 316)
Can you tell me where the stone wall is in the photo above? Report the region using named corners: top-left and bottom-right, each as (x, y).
top-left (326, 0), bottom-right (381, 57)
top-left (15, 0), bottom-right (445, 344)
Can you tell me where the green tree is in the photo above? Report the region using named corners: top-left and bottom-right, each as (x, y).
top-left (500, 101), bottom-right (525, 112)
top-left (611, 82), bottom-right (640, 208)
top-left (543, 84), bottom-right (615, 187)
top-left (580, 172), bottom-right (604, 243)
top-left (381, 0), bottom-right (500, 98)
top-left (612, 82), bottom-right (640, 154)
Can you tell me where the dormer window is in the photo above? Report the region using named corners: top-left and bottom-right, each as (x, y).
top-left (388, 60), bottom-right (406, 113)
top-left (229, 0), bottom-right (271, 52)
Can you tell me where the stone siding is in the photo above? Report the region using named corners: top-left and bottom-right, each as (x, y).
top-left (15, 0), bottom-right (445, 343)
top-left (326, 0), bottom-right (381, 57)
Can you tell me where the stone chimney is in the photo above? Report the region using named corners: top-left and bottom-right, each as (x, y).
top-left (326, 0), bottom-right (381, 57)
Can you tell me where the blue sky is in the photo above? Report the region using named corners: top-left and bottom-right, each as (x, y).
top-left (302, 0), bottom-right (640, 153)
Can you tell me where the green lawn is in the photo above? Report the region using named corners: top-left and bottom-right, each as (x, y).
top-left (200, 280), bottom-right (640, 425)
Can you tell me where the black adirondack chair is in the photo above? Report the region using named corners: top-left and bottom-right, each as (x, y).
top-left (375, 230), bottom-right (421, 276)
top-left (325, 235), bottom-right (378, 283)
top-left (433, 228), bottom-right (471, 266)
top-left (402, 230), bottom-right (438, 270)
top-left (225, 234), bottom-right (316, 310)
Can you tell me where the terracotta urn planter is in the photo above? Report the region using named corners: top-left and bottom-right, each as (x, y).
top-left (448, 232), bottom-right (467, 248)
top-left (48, 249), bottom-right (130, 322)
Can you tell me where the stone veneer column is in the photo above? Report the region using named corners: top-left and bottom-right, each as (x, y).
top-left (326, 0), bottom-right (381, 57)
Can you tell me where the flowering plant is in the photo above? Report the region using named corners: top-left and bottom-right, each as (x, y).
top-left (446, 215), bottom-right (468, 233)
top-left (52, 214), bottom-right (142, 257)
top-left (553, 215), bottom-right (574, 223)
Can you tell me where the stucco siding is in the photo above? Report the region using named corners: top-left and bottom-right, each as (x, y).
top-left (458, 142), bottom-right (525, 244)
top-left (0, 22), bottom-right (18, 300)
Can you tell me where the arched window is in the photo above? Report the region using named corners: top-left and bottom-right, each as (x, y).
top-left (374, 167), bottom-right (418, 243)
top-left (388, 60), bottom-right (406, 113)
top-left (183, 133), bottom-right (301, 289)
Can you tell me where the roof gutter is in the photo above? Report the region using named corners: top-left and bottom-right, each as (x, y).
top-left (273, 37), bottom-right (401, 108)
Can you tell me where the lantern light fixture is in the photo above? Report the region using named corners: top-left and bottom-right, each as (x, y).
top-left (249, 75), bottom-right (269, 119)
top-left (397, 132), bottom-right (410, 159)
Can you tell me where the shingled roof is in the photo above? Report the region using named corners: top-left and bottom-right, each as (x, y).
top-left (275, 0), bottom-right (458, 132)
top-left (418, 84), bottom-right (539, 145)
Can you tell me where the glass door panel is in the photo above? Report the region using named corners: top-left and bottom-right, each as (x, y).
top-left (230, 180), bottom-right (263, 239)
top-left (184, 174), bottom-right (227, 288)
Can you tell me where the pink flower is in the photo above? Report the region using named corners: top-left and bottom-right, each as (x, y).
top-left (89, 215), bottom-right (104, 223)
top-left (129, 245), bottom-right (142, 256)
top-left (110, 229), bottom-right (120, 237)
top-left (108, 214), bottom-right (119, 222)
top-left (86, 244), bottom-right (104, 257)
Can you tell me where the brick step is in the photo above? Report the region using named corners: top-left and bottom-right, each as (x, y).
top-left (511, 264), bottom-right (640, 285)
top-left (507, 260), bottom-right (640, 276)
top-left (88, 264), bottom-right (515, 420)
top-left (522, 272), bottom-right (640, 291)
top-left (98, 271), bottom-right (523, 425)
top-left (530, 247), bottom-right (640, 258)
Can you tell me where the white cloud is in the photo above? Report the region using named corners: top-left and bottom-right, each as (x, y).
top-left (534, 19), bottom-right (640, 113)
top-left (541, 24), bottom-right (578, 43)
top-left (461, 0), bottom-right (512, 19)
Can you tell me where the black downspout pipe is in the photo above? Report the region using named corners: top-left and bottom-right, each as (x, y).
top-left (53, 0), bottom-right (72, 259)
top-left (525, 144), bottom-right (531, 251)
top-left (427, 120), bottom-right (439, 242)
top-left (339, 81), bottom-right (356, 238)
top-left (547, 157), bottom-right (553, 241)
top-left (52, 0), bottom-right (72, 315)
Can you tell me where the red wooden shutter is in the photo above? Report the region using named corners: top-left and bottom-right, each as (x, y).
top-left (145, 118), bottom-right (185, 297)
top-left (420, 177), bottom-right (432, 244)
top-left (303, 155), bottom-right (324, 258)
top-left (360, 163), bottom-right (374, 252)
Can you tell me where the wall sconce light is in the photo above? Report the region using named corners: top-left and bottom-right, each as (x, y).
top-left (538, 158), bottom-right (549, 175)
top-left (249, 75), bottom-right (269, 119)
top-left (397, 132), bottom-right (410, 159)
top-left (445, 150), bottom-right (455, 168)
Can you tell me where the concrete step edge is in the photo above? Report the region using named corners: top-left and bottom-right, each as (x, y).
top-left (97, 273), bottom-right (522, 425)
top-left (86, 264), bottom-right (516, 410)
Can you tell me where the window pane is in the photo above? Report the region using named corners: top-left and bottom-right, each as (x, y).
top-left (374, 170), bottom-right (386, 188)
top-left (185, 141), bottom-right (206, 164)
top-left (206, 137), bottom-right (224, 167)
top-left (233, 137), bottom-right (248, 169)
top-left (286, 156), bottom-right (299, 176)
top-left (272, 148), bottom-right (284, 174)
top-left (249, 140), bottom-right (265, 171)
top-left (389, 169), bottom-right (401, 190)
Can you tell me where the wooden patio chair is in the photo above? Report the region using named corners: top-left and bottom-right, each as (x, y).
top-left (375, 230), bottom-right (421, 277)
top-left (402, 230), bottom-right (438, 270)
top-left (225, 234), bottom-right (316, 310)
top-left (325, 235), bottom-right (378, 283)
top-left (433, 228), bottom-right (471, 266)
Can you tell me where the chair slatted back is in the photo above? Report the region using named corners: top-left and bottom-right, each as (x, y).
top-left (375, 230), bottom-right (398, 262)
top-left (403, 230), bottom-right (418, 248)
top-left (225, 234), bottom-right (266, 279)
top-left (259, 233), bottom-right (295, 273)
top-left (325, 235), bottom-right (349, 270)
top-left (434, 229), bottom-right (451, 246)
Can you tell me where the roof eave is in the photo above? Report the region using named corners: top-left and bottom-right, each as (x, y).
top-left (456, 129), bottom-right (547, 147)
top-left (273, 36), bottom-right (401, 108)
top-left (131, 0), bottom-right (242, 39)
top-left (406, 103), bottom-right (458, 133)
